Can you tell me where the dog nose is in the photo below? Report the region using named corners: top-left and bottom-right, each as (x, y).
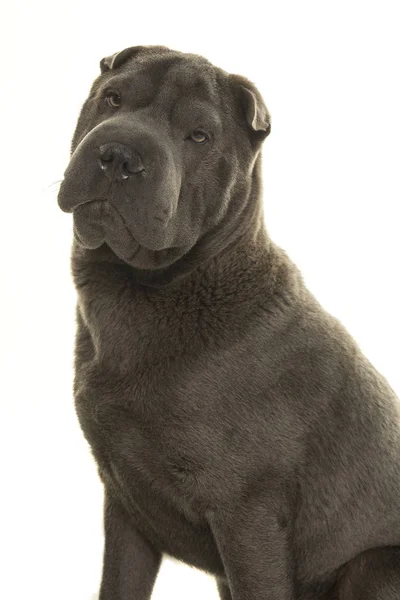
top-left (98, 142), bottom-right (145, 181)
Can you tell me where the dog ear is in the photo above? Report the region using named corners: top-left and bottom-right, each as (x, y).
top-left (230, 74), bottom-right (271, 137)
top-left (100, 46), bottom-right (146, 73)
top-left (239, 85), bottom-right (271, 135)
top-left (100, 45), bottom-right (172, 73)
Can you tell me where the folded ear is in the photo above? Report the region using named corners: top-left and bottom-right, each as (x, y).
top-left (100, 45), bottom-right (172, 73)
top-left (239, 85), bottom-right (271, 134)
top-left (100, 46), bottom-right (146, 73)
top-left (230, 74), bottom-right (271, 137)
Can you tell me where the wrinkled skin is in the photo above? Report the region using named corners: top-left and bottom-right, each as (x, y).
top-left (58, 46), bottom-right (400, 600)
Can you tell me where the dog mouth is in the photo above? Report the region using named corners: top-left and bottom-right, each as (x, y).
top-left (72, 198), bottom-right (142, 258)
top-left (72, 198), bottom-right (180, 264)
top-left (73, 220), bottom-right (141, 261)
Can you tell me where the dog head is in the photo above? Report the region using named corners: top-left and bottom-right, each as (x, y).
top-left (58, 45), bottom-right (271, 275)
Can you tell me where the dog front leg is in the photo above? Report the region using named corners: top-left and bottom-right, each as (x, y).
top-left (208, 492), bottom-right (296, 600)
top-left (99, 490), bottom-right (161, 600)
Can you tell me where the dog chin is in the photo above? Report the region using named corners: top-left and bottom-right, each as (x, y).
top-left (125, 243), bottom-right (187, 271)
top-left (73, 223), bottom-right (104, 250)
top-left (73, 222), bottom-right (188, 271)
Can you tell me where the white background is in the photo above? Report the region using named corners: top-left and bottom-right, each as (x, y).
top-left (1, 1), bottom-right (399, 599)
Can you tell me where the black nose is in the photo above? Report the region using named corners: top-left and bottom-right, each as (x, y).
top-left (98, 142), bottom-right (145, 181)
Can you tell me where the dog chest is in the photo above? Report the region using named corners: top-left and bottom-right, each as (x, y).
top-left (73, 356), bottom-right (244, 571)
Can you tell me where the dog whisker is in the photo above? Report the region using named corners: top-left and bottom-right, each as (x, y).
top-left (43, 179), bottom-right (64, 194)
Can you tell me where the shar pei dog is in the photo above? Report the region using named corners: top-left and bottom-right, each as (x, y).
top-left (57, 45), bottom-right (400, 599)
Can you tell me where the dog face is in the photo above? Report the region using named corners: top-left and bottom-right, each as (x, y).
top-left (58, 45), bottom-right (270, 271)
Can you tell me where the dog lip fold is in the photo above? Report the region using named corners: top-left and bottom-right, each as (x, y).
top-left (78, 197), bottom-right (108, 208)
top-left (71, 198), bottom-right (178, 255)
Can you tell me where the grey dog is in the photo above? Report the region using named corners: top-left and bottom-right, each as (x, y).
top-left (57, 45), bottom-right (400, 599)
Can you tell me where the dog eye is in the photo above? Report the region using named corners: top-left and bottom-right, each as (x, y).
top-left (188, 130), bottom-right (209, 144)
top-left (105, 91), bottom-right (122, 108)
